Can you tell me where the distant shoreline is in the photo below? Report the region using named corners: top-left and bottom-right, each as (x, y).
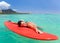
top-left (0, 12), bottom-right (30, 14)
top-left (0, 9), bottom-right (31, 14)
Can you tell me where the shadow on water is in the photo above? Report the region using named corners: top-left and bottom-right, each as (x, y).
top-left (37, 27), bottom-right (43, 31)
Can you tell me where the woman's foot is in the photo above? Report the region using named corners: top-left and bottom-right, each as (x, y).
top-left (36, 30), bottom-right (43, 34)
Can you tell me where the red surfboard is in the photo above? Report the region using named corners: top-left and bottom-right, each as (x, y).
top-left (4, 21), bottom-right (58, 40)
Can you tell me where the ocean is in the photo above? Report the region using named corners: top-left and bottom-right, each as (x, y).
top-left (0, 14), bottom-right (60, 43)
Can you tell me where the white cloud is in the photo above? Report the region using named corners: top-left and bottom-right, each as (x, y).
top-left (0, 1), bottom-right (11, 10)
top-left (12, 9), bottom-right (17, 11)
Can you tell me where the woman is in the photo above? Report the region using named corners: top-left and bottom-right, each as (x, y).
top-left (18, 20), bottom-right (43, 34)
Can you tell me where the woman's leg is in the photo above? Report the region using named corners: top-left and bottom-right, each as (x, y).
top-left (27, 22), bottom-right (43, 34)
top-left (33, 27), bottom-right (43, 34)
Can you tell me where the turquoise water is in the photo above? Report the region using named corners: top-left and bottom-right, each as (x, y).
top-left (0, 14), bottom-right (60, 43)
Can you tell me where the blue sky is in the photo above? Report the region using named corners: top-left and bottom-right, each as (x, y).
top-left (0, 0), bottom-right (60, 13)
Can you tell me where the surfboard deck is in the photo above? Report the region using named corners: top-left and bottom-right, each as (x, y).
top-left (4, 21), bottom-right (58, 40)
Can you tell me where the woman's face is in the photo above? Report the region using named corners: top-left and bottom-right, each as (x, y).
top-left (21, 21), bottom-right (25, 24)
top-left (21, 21), bottom-right (27, 26)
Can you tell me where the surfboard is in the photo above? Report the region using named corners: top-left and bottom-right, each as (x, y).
top-left (4, 21), bottom-right (58, 40)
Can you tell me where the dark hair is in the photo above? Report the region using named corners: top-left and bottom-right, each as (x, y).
top-left (18, 21), bottom-right (23, 27)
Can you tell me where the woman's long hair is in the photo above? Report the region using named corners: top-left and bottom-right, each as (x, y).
top-left (18, 21), bottom-right (23, 27)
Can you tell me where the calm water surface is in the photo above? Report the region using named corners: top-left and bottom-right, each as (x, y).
top-left (0, 14), bottom-right (60, 43)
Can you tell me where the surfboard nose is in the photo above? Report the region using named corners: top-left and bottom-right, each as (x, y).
top-left (45, 33), bottom-right (58, 40)
top-left (48, 36), bottom-right (58, 40)
top-left (37, 32), bottom-right (58, 40)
